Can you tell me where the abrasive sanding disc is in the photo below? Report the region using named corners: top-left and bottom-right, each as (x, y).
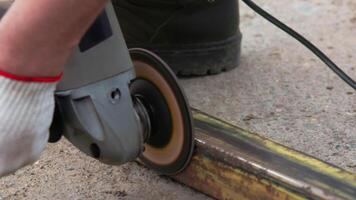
top-left (129, 48), bottom-right (194, 175)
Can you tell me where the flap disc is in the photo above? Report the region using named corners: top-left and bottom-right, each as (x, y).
top-left (129, 48), bottom-right (194, 175)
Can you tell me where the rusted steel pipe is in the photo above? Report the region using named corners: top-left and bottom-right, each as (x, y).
top-left (173, 109), bottom-right (356, 200)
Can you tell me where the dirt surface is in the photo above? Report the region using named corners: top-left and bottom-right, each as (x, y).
top-left (0, 0), bottom-right (355, 199)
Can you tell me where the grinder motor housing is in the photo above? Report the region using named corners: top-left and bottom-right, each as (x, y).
top-left (52, 4), bottom-right (143, 165)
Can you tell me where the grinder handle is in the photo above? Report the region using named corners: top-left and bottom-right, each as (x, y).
top-left (49, 104), bottom-right (64, 143)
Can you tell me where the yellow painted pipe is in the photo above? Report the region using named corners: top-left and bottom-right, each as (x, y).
top-left (172, 109), bottom-right (356, 200)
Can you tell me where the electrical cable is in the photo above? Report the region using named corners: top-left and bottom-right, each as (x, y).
top-left (241, 0), bottom-right (356, 90)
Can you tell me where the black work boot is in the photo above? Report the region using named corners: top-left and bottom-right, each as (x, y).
top-left (112, 0), bottom-right (242, 76)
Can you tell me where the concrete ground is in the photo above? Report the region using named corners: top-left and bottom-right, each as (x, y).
top-left (0, 0), bottom-right (355, 199)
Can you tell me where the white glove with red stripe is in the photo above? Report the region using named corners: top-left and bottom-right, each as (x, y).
top-left (0, 71), bottom-right (60, 177)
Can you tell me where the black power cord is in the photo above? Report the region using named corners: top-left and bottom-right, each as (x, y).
top-left (242, 0), bottom-right (356, 90)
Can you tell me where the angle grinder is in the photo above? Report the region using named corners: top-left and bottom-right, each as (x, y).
top-left (50, 3), bottom-right (194, 175)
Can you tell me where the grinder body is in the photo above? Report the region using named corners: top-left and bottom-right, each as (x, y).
top-left (53, 4), bottom-right (143, 165)
top-left (50, 3), bottom-right (194, 174)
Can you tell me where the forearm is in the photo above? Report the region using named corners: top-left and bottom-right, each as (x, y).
top-left (0, 0), bottom-right (108, 76)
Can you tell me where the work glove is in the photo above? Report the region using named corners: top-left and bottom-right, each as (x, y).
top-left (0, 72), bottom-right (60, 177)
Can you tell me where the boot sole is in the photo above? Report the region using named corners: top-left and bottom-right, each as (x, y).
top-left (127, 34), bottom-right (242, 76)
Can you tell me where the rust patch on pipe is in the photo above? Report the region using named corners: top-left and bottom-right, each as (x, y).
top-left (175, 145), bottom-right (305, 200)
